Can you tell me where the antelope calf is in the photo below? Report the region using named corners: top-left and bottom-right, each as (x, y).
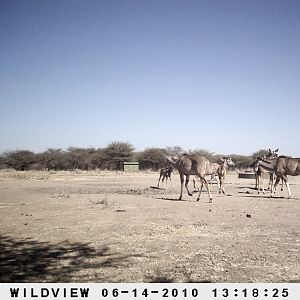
top-left (217, 156), bottom-right (235, 194)
top-left (157, 165), bottom-right (174, 189)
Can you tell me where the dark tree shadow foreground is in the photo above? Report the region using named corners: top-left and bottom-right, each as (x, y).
top-left (0, 235), bottom-right (144, 282)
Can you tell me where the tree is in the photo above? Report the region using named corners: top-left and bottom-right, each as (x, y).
top-left (138, 147), bottom-right (168, 170)
top-left (230, 154), bottom-right (253, 169)
top-left (190, 149), bottom-right (215, 161)
top-left (38, 149), bottom-right (65, 170)
top-left (66, 147), bottom-right (87, 170)
top-left (0, 153), bottom-right (8, 169)
top-left (103, 142), bottom-right (135, 170)
top-left (4, 150), bottom-right (36, 170)
top-left (165, 146), bottom-right (185, 157)
top-left (252, 149), bottom-right (270, 159)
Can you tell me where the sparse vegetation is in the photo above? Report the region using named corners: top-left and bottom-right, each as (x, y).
top-left (0, 143), bottom-right (271, 172)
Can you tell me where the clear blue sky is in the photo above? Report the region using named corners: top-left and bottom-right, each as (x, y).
top-left (1, 0), bottom-right (299, 156)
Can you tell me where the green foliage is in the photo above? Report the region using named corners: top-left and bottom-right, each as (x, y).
top-left (165, 146), bottom-right (185, 157)
top-left (3, 150), bottom-right (36, 170)
top-left (230, 154), bottom-right (253, 169)
top-left (37, 149), bottom-right (65, 170)
top-left (252, 149), bottom-right (270, 158)
top-left (103, 141), bottom-right (135, 170)
top-left (189, 149), bottom-right (216, 161)
top-left (0, 144), bottom-right (272, 171)
top-left (137, 147), bottom-right (168, 170)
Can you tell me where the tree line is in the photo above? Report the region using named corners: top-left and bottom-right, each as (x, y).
top-left (0, 141), bottom-right (269, 171)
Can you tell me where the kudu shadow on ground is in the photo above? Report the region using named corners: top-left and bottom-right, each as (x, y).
top-left (155, 197), bottom-right (215, 204)
top-left (155, 197), bottom-right (186, 202)
top-left (239, 192), bottom-right (285, 199)
top-left (0, 235), bottom-right (147, 282)
top-left (236, 193), bottom-right (294, 200)
top-left (238, 186), bottom-right (258, 191)
top-left (150, 186), bottom-right (163, 190)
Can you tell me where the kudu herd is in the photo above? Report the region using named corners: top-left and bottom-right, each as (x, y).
top-left (156, 148), bottom-right (299, 202)
top-left (253, 153), bottom-right (300, 198)
top-left (166, 154), bottom-right (235, 203)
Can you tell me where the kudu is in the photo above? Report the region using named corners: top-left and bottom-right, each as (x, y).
top-left (255, 156), bottom-right (300, 198)
top-left (193, 156), bottom-right (235, 195)
top-left (157, 165), bottom-right (174, 189)
top-left (167, 154), bottom-right (213, 202)
top-left (253, 149), bottom-right (279, 194)
top-left (217, 156), bottom-right (235, 194)
top-left (192, 162), bottom-right (220, 192)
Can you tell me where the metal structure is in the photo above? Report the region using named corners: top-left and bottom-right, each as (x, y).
top-left (123, 162), bottom-right (139, 172)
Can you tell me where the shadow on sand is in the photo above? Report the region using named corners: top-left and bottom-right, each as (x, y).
top-left (0, 235), bottom-right (147, 282)
top-left (150, 186), bottom-right (162, 190)
top-left (236, 192), bottom-right (295, 200)
top-left (155, 197), bottom-right (187, 202)
top-left (149, 276), bottom-right (212, 283)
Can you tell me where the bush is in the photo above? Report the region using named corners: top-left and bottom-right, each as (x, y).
top-left (138, 148), bottom-right (168, 171)
top-left (3, 150), bottom-right (36, 171)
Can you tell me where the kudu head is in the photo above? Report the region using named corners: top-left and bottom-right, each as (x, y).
top-left (221, 156), bottom-right (235, 167)
top-left (251, 156), bottom-right (263, 171)
top-left (267, 148), bottom-right (279, 159)
top-left (165, 156), bottom-right (178, 166)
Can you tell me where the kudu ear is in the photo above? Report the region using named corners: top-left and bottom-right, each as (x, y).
top-left (223, 156), bottom-right (230, 162)
top-left (275, 148), bottom-right (279, 152)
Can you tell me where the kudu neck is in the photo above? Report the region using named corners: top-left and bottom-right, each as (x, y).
top-left (258, 158), bottom-right (276, 172)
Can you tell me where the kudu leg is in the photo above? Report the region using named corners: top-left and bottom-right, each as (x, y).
top-left (179, 173), bottom-right (184, 200)
top-left (255, 173), bottom-right (259, 190)
top-left (271, 177), bottom-right (281, 197)
top-left (157, 175), bottom-right (161, 188)
top-left (270, 174), bottom-right (275, 193)
top-left (215, 175), bottom-right (221, 191)
top-left (258, 174), bottom-right (265, 194)
top-left (261, 175), bottom-right (265, 194)
top-left (273, 176), bottom-right (290, 197)
top-left (268, 173), bottom-right (274, 191)
top-left (193, 177), bottom-right (200, 192)
top-left (197, 181), bottom-right (204, 201)
top-left (185, 175), bottom-right (193, 197)
top-left (282, 175), bottom-right (292, 198)
top-left (197, 176), bottom-right (212, 203)
top-left (169, 176), bottom-right (175, 189)
top-left (219, 176), bottom-right (225, 194)
top-left (285, 181), bottom-right (292, 198)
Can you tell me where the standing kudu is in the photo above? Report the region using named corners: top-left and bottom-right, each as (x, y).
top-left (253, 149), bottom-right (279, 194)
top-left (255, 156), bottom-right (300, 198)
top-left (193, 156), bottom-right (235, 195)
top-left (167, 154), bottom-right (213, 202)
top-left (192, 162), bottom-right (220, 192)
top-left (217, 156), bottom-right (235, 194)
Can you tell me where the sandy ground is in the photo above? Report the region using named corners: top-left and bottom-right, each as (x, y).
top-left (0, 169), bottom-right (299, 283)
